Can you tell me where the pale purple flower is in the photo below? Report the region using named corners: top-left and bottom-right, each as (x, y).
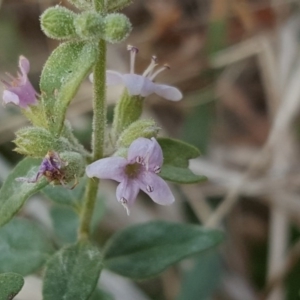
top-left (2, 56), bottom-right (38, 108)
top-left (86, 137), bottom-right (175, 215)
top-left (90, 45), bottom-right (182, 101)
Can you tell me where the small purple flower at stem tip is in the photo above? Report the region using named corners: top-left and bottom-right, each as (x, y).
top-left (2, 56), bottom-right (38, 109)
top-left (17, 151), bottom-right (67, 185)
top-left (86, 137), bottom-right (175, 215)
top-left (89, 45), bottom-right (182, 101)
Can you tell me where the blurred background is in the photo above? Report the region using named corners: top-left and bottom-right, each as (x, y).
top-left (1, 0), bottom-right (300, 299)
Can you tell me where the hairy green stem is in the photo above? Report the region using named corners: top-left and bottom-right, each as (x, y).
top-left (79, 39), bottom-right (106, 240)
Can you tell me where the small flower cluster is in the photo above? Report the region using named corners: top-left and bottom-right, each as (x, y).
top-left (2, 45), bottom-right (181, 214)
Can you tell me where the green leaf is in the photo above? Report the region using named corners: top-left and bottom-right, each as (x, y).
top-left (50, 206), bottom-right (79, 244)
top-left (89, 288), bottom-right (114, 300)
top-left (50, 194), bottom-right (105, 244)
top-left (0, 158), bottom-right (48, 228)
top-left (40, 41), bottom-right (98, 134)
top-left (43, 241), bottom-right (103, 300)
top-left (157, 138), bottom-right (204, 184)
top-left (160, 165), bottom-right (206, 184)
top-left (177, 251), bottom-right (223, 300)
top-left (103, 221), bottom-right (224, 279)
top-left (158, 138), bottom-right (200, 168)
top-left (0, 273), bottom-right (24, 300)
top-left (42, 176), bottom-right (87, 207)
top-left (0, 218), bottom-right (54, 275)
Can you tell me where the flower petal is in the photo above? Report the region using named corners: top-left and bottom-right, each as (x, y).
top-left (122, 74), bottom-right (152, 96)
top-left (3, 90), bottom-right (20, 105)
top-left (106, 70), bottom-right (124, 85)
top-left (86, 157), bottom-right (127, 182)
top-left (127, 137), bottom-right (163, 170)
top-left (127, 137), bottom-right (152, 162)
top-left (148, 137), bottom-right (163, 169)
top-left (154, 84), bottom-right (182, 101)
top-left (19, 56), bottom-right (30, 75)
top-left (140, 77), bottom-right (156, 97)
top-left (137, 172), bottom-right (175, 205)
top-left (116, 179), bottom-right (140, 207)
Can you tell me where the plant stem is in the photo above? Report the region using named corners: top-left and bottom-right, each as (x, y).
top-left (79, 39), bottom-right (106, 240)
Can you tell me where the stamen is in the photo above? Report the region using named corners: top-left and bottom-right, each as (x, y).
top-left (144, 152), bottom-right (150, 171)
top-left (153, 166), bottom-right (161, 174)
top-left (136, 156), bottom-right (143, 164)
top-left (149, 64), bottom-right (170, 81)
top-left (146, 185), bottom-right (154, 193)
top-left (142, 56), bottom-right (158, 78)
top-left (120, 197), bottom-right (130, 216)
top-left (127, 45), bottom-right (139, 74)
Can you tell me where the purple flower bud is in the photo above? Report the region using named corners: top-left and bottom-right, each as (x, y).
top-left (86, 137), bottom-right (174, 215)
top-left (2, 56), bottom-right (38, 109)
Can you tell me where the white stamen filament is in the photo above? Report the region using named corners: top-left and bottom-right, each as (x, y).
top-left (127, 45), bottom-right (138, 74)
top-left (144, 152), bottom-right (150, 171)
top-left (142, 56), bottom-right (158, 78)
top-left (149, 64), bottom-right (170, 81)
top-left (120, 197), bottom-right (130, 216)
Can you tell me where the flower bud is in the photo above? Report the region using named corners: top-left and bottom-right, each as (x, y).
top-left (117, 119), bottom-right (160, 148)
top-left (106, 0), bottom-right (133, 12)
top-left (74, 11), bottom-right (104, 39)
top-left (59, 151), bottom-right (85, 182)
top-left (67, 0), bottom-right (92, 10)
top-left (40, 6), bottom-right (77, 40)
top-left (14, 127), bottom-right (72, 157)
top-left (103, 13), bottom-right (132, 43)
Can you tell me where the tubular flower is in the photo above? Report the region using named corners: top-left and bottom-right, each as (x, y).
top-left (90, 45), bottom-right (182, 101)
top-left (2, 56), bottom-right (38, 108)
top-left (86, 137), bottom-right (175, 215)
top-left (17, 151), bottom-right (67, 185)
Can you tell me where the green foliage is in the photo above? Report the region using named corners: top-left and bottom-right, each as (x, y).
top-left (40, 6), bottom-right (77, 40)
top-left (43, 241), bottom-right (103, 300)
top-left (42, 176), bottom-right (86, 207)
top-left (89, 288), bottom-right (114, 300)
top-left (68, 0), bottom-right (92, 10)
top-left (103, 13), bottom-right (132, 43)
top-left (40, 41), bottom-right (98, 134)
top-left (106, 0), bottom-right (132, 12)
top-left (112, 90), bottom-right (143, 141)
top-left (59, 151), bottom-right (85, 183)
top-left (160, 165), bottom-right (206, 184)
top-left (177, 251), bottom-right (223, 300)
top-left (0, 158), bottom-right (48, 228)
top-left (0, 273), bottom-right (24, 300)
top-left (117, 119), bottom-right (160, 148)
top-left (103, 221), bottom-right (224, 279)
top-left (14, 126), bottom-right (73, 157)
top-left (50, 195), bottom-right (105, 244)
top-left (157, 138), bottom-right (206, 183)
top-left (75, 12), bottom-right (104, 39)
top-left (0, 218), bottom-right (54, 275)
